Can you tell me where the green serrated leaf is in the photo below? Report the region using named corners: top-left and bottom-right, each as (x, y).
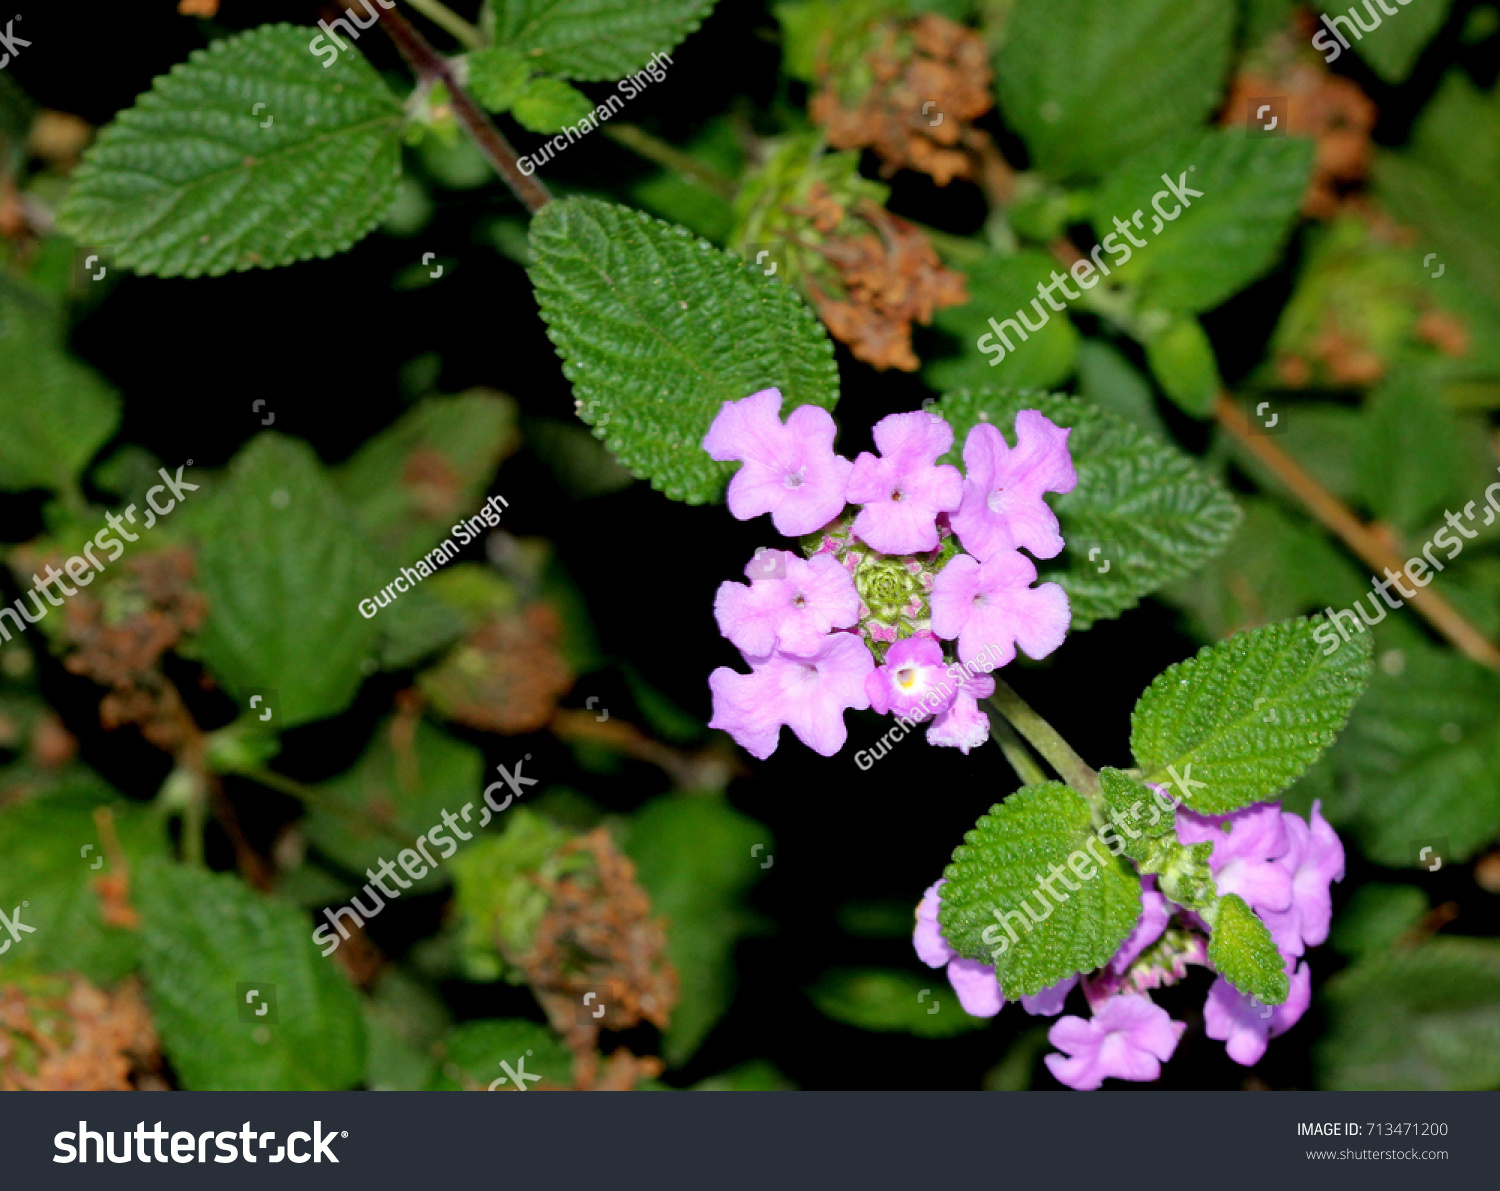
top-left (1327, 636), bottom-right (1500, 866)
top-left (1313, 0), bottom-right (1455, 83)
top-left (0, 772), bottom-right (166, 984)
top-left (938, 783), bottom-right (1141, 998)
top-left (511, 77), bottom-right (596, 133)
top-left (922, 251), bottom-right (1080, 395)
top-left (429, 1017), bottom-right (572, 1089)
top-left (808, 969), bottom-right (989, 1038)
top-left (1328, 883), bottom-right (1429, 959)
top-left (1099, 767), bottom-right (1175, 861)
top-left (1075, 339), bottom-right (1168, 438)
top-left (466, 45), bottom-right (532, 112)
top-left (622, 796), bottom-right (771, 1066)
top-left (57, 24), bottom-right (403, 277)
top-left (1317, 937), bottom-right (1500, 1089)
top-left (137, 860), bottom-right (365, 1090)
top-left (1092, 129), bottom-right (1314, 313)
top-left (527, 197), bottom-right (839, 503)
top-left (1356, 367), bottom-right (1465, 533)
top-left (0, 294), bottom-right (121, 494)
top-left (489, 0), bottom-right (714, 81)
top-left (1207, 892), bottom-right (1289, 1004)
top-left (335, 390), bottom-right (520, 566)
top-left (195, 434), bottom-right (381, 728)
top-left (933, 389), bottom-right (1241, 628)
top-left (303, 719), bottom-right (484, 892)
top-left (1143, 314), bottom-right (1220, 417)
top-left (1132, 617), bottom-right (1374, 814)
top-left (998, 0), bottom-right (1235, 180)
top-left (363, 970), bottom-right (450, 1091)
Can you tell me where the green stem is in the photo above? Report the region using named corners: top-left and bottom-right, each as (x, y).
top-left (987, 678), bottom-right (1100, 804)
top-left (400, 0), bottom-right (485, 49)
top-left (602, 124), bottom-right (737, 200)
top-left (181, 786), bottom-right (206, 867)
top-left (911, 220), bottom-right (988, 268)
top-left (243, 767), bottom-right (412, 845)
top-left (984, 707), bottom-right (1048, 788)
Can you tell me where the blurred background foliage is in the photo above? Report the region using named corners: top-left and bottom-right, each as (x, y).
top-left (1, 0), bottom-right (1498, 1090)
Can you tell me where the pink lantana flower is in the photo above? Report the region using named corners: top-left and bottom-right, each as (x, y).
top-left (1044, 995), bottom-right (1185, 1091)
top-left (929, 549), bottom-right (1071, 667)
top-left (846, 411), bottom-right (963, 555)
top-left (951, 411), bottom-right (1077, 562)
top-left (1203, 961), bottom-right (1312, 1066)
top-left (714, 550), bottom-right (860, 658)
top-left (913, 880), bottom-right (1003, 1018)
top-left (1258, 801), bottom-right (1344, 958)
top-left (708, 632), bottom-right (873, 759)
top-left (702, 388), bottom-right (852, 536)
top-left (1175, 804), bottom-right (1293, 921)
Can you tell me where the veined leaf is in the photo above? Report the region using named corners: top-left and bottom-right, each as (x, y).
top-left (512, 78), bottom-right (595, 134)
top-left (137, 861), bottom-right (366, 1090)
top-left (1092, 129), bottom-right (1314, 314)
top-left (938, 783), bottom-right (1141, 998)
top-left (1207, 893), bottom-right (1289, 1005)
top-left (488, 0), bottom-right (716, 81)
top-left (998, 0), bottom-right (1235, 181)
top-left (528, 197), bottom-right (839, 504)
top-left (1131, 617), bottom-right (1374, 815)
top-left (429, 1018), bottom-right (572, 1089)
top-left (1313, 0), bottom-right (1456, 83)
top-left (808, 969), bottom-right (988, 1039)
top-left (195, 434), bottom-right (381, 728)
top-left (58, 24), bottom-right (403, 277)
top-left (934, 389), bottom-right (1241, 628)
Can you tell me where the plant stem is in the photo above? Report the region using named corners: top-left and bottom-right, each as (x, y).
top-left (243, 767), bottom-right (412, 846)
top-left (987, 678), bottom-right (1099, 802)
top-left (602, 124), bottom-right (737, 199)
top-left (400, 0), bottom-right (485, 49)
top-left (377, 5), bottom-right (553, 213)
top-left (984, 706), bottom-right (1049, 787)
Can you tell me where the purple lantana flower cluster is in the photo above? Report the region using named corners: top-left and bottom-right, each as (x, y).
top-left (703, 388), bottom-right (1077, 760)
top-left (913, 800), bottom-right (1344, 1090)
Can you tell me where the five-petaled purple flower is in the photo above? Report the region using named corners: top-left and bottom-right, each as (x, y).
top-left (1044, 995), bottom-right (1185, 1091)
top-left (951, 412), bottom-right (1077, 561)
top-left (929, 550), bottom-right (1071, 667)
top-left (715, 550), bottom-right (861, 657)
top-left (846, 411), bottom-right (963, 555)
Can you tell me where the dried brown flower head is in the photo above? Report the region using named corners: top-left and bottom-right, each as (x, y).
top-left (419, 602), bottom-right (574, 734)
top-left (0, 974), bottom-right (160, 1091)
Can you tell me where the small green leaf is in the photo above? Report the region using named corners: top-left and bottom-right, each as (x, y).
top-left (0, 772), bottom-right (166, 984)
top-left (0, 293), bottom-right (121, 494)
top-left (922, 251), bottom-right (1079, 395)
top-left (512, 77), bottom-right (596, 133)
top-left (195, 435), bottom-right (381, 728)
top-left (1329, 883), bottom-right (1428, 959)
top-left (1313, 0), bottom-right (1456, 83)
top-left (429, 1018), bottom-right (572, 1089)
top-left (1317, 937), bottom-right (1500, 1089)
top-left (1099, 768), bottom-right (1175, 863)
top-left (303, 719), bottom-right (485, 892)
top-left (1356, 367), bottom-right (1466, 533)
top-left (933, 389), bottom-right (1241, 628)
top-left (622, 796), bottom-right (771, 1066)
top-left (57, 25), bottom-right (404, 277)
top-left (938, 783), bottom-right (1141, 998)
top-left (137, 860), bottom-right (366, 1090)
top-left (808, 969), bottom-right (988, 1038)
top-left (363, 970), bottom-right (450, 1091)
top-left (1207, 892), bottom-right (1289, 1005)
top-left (527, 197), bottom-right (839, 503)
top-left (1327, 637), bottom-right (1500, 866)
top-left (335, 391), bottom-right (520, 567)
top-left (998, 0), bottom-right (1235, 180)
top-left (1143, 315), bottom-right (1220, 417)
top-left (1132, 617), bottom-right (1374, 814)
top-left (1092, 129), bottom-right (1314, 313)
top-left (489, 0), bottom-right (715, 81)
top-left (466, 45), bottom-right (532, 111)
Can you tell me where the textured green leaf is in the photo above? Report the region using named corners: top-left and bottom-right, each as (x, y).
top-left (1317, 938), bottom-right (1500, 1089)
top-left (466, 45), bottom-right (532, 112)
top-left (137, 861), bottom-right (365, 1090)
top-left (489, 0), bottom-right (715, 81)
top-left (938, 783), bottom-right (1141, 998)
top-left (1143, 314), bottom-right (1221, 417)
top-left (429, 1018), bottom-right (572, 1089)
top-left (304, 719), bottom-right (484, 892)
top-left (1328, 883), bottom-right (1428, 959)
top-left (622, 796), bottom-right (770, 1066)
top-left (1314, 0), bottom-right (1456, 83)
top-left (1326, 637), bottom-right (1500, 866)
top-left (1132, 617), bottom-right (1374, 814)
top-left (335, 391), bottom-right (519, 566)
top-left (1207, 893), bottom-right (1289, 1005)
top-left (1099, 768), bottom-right (1175, 864)
top-left (0, 294), bottom-right (121, 493)
top-left (195, 434), bottom-right (380, 728)
top-left (922, 251), bottom-right (1079, 395)
top-left (998, 0), bottom-right (1235, 180)
top-left (1356, 367), bottom-right (1466, 533)
top-left (934, 389), bottom-right (1241, 628)
top-left (1075, 339), bottom-right (1168, 438)
top-left (808, 969), bottom-right (988, 1038)
top-left (57, 24), bottom-right (403, 277)
top-left (512, 77), bottom-right (595, 133)
top-left (1092, 130), bottom-right (1314, 313)
top-left (528, 197), bottom-right (839, 503)
top-left (0, 772), bottom-right (165, 984)
top-left (363, 970), bottom-right (450, 1091)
